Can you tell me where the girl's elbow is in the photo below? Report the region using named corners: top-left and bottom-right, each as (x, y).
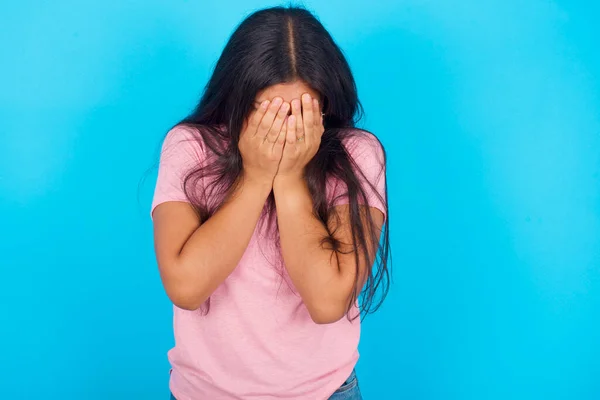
top-left (160, 262), bottom-right (211, 310)
top-left (165, 283), bottom-right (208, 311)
top-left (307, 302), bottom-right (347, 324)
top-left (171, 296), bottom-right (203, 311)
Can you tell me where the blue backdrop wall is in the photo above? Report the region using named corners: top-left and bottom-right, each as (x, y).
top-left (1, 1), bottom-right (598, 399)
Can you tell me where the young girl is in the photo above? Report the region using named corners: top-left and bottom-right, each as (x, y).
top-left (152, 6), bottom-right (390, 400)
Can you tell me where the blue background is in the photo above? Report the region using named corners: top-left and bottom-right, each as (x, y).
top-left (1, 1), bottom-right (598, 399)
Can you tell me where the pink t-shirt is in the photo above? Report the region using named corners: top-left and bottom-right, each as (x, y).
top-left (152, 126), bottom-right (386, 400)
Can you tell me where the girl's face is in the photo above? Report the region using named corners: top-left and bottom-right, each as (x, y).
top-left (253, 81), bottom-right (321, 115)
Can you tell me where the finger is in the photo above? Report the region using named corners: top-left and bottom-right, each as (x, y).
top-left (291, 98), bottom-right (303, 143)
top-left (287, 115), bottom-right (297, 145)
top-left (249, 100), bottom-right (270, 137)
top-left (301, 93), bottom-right (314, 133)
top-left (257, 97), bottom-right (283, 139)
top-left (273, 117), bottom-right (287, 151)
top-left (266, 101), bottom-right (290, 144)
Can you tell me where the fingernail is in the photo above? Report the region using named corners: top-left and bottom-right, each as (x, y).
top-left (281, 102), bottom-right (290, 111)
top-left (261, 100), bottom-right (270, 109)
top-left (302, 93), bottom-right (311, 102)
top-left (273, 97), bottom-right (283, 106)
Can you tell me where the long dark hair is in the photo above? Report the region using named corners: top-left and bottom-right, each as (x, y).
top-left (178, 6), bottom-right (390, 318)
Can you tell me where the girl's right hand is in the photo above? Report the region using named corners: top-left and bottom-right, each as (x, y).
top-left (239, 97), bottom-right (290, 185)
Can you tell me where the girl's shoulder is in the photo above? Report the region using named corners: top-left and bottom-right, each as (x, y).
top-left (161, 124), bottom-right (205, 158)
top-left (161, 123), bottom-right (229, 161)
top-left (338, 128), bottom-right (386, 164)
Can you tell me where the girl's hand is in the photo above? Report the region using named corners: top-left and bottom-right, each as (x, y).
top-left (238, 97), bottom-right (290, 185)
top-left (275, 93), bottom-right (324, 181)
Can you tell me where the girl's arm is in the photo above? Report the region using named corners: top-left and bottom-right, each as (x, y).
top-left (153, 98), bottom-right (290, 310)
top-left (273, 178), bottom-right (384, 324)
top-left (273, 93), bottom-right (386, 324)
top-left (153, 177), bottom-right (272, 310)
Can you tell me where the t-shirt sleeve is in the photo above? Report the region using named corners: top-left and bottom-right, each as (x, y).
top-left (151, 125), bottom-right (204, 216)
top-left (332, 132), bottom-right (387, 219)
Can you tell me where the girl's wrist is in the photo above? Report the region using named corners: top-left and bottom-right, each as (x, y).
top-left (240, 170), bottom-right (274, 193)
top-left (273, 174), bottom-right (304, 191)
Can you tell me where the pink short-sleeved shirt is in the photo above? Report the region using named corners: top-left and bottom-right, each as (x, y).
top-left (152, 126), bottom-right (386, 400)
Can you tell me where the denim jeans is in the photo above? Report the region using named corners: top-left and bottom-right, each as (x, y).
top-left (170, 369), bottom-right (362, 399)
top-left (328, 369), bottom-right (363, 400)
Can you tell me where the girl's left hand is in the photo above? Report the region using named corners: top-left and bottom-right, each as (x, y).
top-left (275, 93), bottom-right (324, 180)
